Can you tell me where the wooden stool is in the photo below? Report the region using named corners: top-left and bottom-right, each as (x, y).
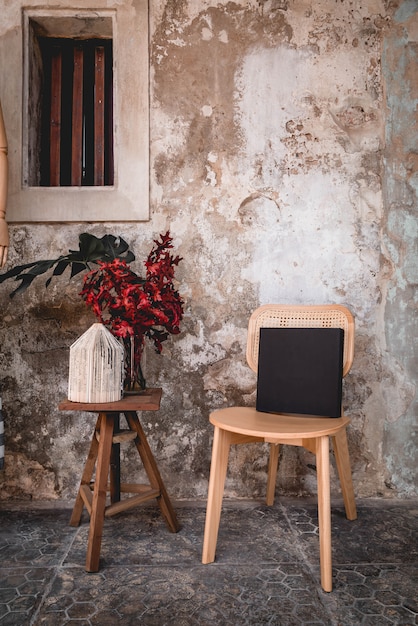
top-left (59, 388), bottom-right (179, 572)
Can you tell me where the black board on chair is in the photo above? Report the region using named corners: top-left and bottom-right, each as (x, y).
top-left (256, 327), bottom-right (344, 418)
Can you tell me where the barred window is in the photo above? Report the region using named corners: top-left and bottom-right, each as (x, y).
top-left (17, 6), bottom-right (149, 222)
top-left (39, 37), bottom-right (113, 187)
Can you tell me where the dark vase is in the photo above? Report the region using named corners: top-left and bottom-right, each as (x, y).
top-left (123, 335), bottom-right (146, 392)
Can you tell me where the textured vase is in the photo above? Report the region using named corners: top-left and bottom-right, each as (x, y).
top-left (68, 323), bottom-right (124, 403)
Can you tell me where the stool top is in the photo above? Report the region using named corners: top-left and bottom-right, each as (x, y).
top-left (59, 388), bottom-right (162, 412)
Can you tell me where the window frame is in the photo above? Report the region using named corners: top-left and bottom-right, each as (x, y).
top-left (13, 5), bottom-right (149, 222)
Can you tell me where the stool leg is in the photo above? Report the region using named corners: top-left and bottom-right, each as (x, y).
top-left (109, 413), bottom-right (121, 504)
top-left (124, 411), bottom-right (180, 533)
top-left (85, 412), bottom-right (114, 572)
top-left (70, 415), bottom-right (101, 527)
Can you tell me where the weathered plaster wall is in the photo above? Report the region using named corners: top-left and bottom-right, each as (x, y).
top-left (382, 1), bottom-right (418, 495)
top-left (0, 0), bottom-right (416, 502)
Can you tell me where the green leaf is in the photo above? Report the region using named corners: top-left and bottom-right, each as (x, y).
top-left (70, 261), bottom-right (91, 278)
top-left (45, 259), bottom-right (71, 287)
top-left (0, 232), bottom-right (135, 297)
top-left (25, 260), bottom-right (58, 277)
top-left (78, 233), bottom-right (107, 262)
top-left (0, 262), bottom-right (40, 282)
top-left (10, 274), bottom-right (39, 298)
top-left (99, 234), bottom-right (136, 262)
top-left (52, 259), bottom-right (71, 277)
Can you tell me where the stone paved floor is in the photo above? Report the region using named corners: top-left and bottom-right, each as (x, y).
top-left (0, 499), bottom-right (417, 625)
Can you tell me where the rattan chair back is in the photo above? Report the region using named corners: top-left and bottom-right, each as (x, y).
top-left (246, 304), bottom-right (354, 377)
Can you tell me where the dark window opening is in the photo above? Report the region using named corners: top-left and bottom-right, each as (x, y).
top-left (39, 38), bottom-right (113, 187)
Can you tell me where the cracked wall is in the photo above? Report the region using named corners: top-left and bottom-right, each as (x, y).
top-left (0, 0), bottom-right (416, 502)
top-left (381, 1), bottom-right (418, 496)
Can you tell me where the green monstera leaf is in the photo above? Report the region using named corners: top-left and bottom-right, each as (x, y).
top-left (0, 233), bottom-right (135, 298)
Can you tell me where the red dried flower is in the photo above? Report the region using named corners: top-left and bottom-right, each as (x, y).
top-left (80, 232), bottom-right (184, 389)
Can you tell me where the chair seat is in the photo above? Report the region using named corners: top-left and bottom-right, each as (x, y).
top-left (210, 407), bottom-right (350, 440)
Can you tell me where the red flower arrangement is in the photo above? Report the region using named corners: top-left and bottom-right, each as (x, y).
top-left (80, 232), bottom-right (184, 390)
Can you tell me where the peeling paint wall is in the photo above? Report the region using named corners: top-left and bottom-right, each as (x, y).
top-left (382, 1), bottom-right (418, 496)
top-left (0, 0), bottom-right (416, 502)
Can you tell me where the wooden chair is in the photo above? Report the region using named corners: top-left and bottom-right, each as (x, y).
top-left (202, 304), bottom-right (357, 592)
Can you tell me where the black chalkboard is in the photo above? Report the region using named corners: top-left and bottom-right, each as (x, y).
top-left (256, 327), bottom-right (344, 418)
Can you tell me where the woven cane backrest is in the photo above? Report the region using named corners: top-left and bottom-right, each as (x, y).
top-left (246, 304), bottom-right (354, 377)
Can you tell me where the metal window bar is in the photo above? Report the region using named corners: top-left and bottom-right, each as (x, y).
top-left (94, 46), bottom-right (105, 186)
top-left (49, 46), bottom-right (62, 186)
top-left (71, 46), bottom-right (84, 186)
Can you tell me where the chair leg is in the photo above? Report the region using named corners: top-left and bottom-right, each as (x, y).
top-left (316, 435), bottom-right (332, 592)
top-left (332, 428), bottom-right (357, 521)
top-left (202, 426), bottom-right (232, 564)
top-left (266, 443), bottom-right (280, 506)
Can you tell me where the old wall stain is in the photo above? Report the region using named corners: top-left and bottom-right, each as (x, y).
top-left (381, 2), bottom-right (418, 496)
top-left (0, 0), bottom-right (416, 502)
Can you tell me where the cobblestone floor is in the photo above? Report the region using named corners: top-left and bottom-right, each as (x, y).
top-left (0, 499), bottom-right (417, 625)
